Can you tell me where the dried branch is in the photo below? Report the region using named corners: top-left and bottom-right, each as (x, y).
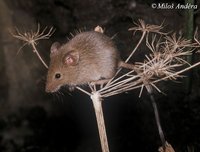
top-left (10, 24), bottom-right (55, 68)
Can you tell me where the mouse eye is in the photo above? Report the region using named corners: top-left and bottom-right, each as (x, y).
top-left (55, 73), bottom-right (61, 79)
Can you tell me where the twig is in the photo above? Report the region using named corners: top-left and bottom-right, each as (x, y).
top-left (125, 31), bottom-right (146, 62)
top-left (76, 86), bottom-right (91, 96)
top-left (31, 41), bottom-right (48, 69)
top-left (146, 85), bottom-right (166, 151)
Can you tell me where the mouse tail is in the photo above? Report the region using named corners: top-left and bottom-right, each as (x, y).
top-left (118, 61), bottom-right (135, 70)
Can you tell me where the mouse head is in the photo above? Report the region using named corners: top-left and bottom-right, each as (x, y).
top-left (45, 42), bottom-right (80, 93)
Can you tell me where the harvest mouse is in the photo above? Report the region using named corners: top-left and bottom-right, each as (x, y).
top-left (45, 27), bottom-right (134, 93)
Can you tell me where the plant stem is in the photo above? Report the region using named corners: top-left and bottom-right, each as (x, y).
top-left (76, 86), bottom-right (91, 96)
top-left (146, 85), bottom-right (166, 150)
top-left (91, 92), bottom-right (109, 152)
top-left (125, 31), bottom-right (146, 63)
top-left (31, 42), bottom-right (48, 69)
top-left (184, 0), bottom-right (194, 94)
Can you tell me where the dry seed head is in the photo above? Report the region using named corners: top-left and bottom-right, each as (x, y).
top-left (129, 19), bottom-right (167, 35)
top-left (164, 33), bottom-right (194, 50)
top-left (11, 24), bottom-right (55, 50)
top-left (10, 24), bottom-right (54, 68)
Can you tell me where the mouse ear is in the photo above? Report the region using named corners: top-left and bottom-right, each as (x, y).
top-left (50, 42), bottom-right (61, 54)
top-left (63, 51), bottom-right (79, 66)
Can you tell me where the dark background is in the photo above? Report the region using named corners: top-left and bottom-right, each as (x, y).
top-left (0, 0), bottom-right (200, 152)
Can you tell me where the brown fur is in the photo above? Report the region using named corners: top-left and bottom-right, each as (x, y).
top-left (46, 31), bottom-right (134, 92)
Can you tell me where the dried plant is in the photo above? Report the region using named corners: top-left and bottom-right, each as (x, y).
top-left (12, 20), bottom-right (200, 152)
top-left (128, 19), bottom-right (167, 35)
top-left (10, 24), bottom-right (55, 68)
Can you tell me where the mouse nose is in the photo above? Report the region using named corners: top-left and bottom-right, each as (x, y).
top-left (45, 83), bottom-right (60, 93)
top-left (45, 83), bottom-right (54, 93)
top-left (45, 85), bottom-right (52, 93)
